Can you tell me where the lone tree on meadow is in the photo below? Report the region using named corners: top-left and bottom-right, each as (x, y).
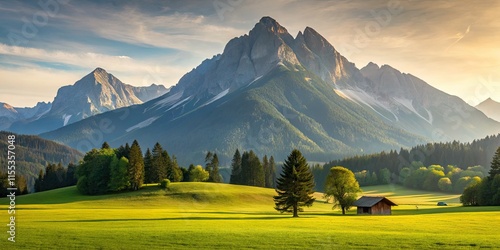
top-left (324, 166), bottom-right (361, 215)
top-left (274, 149), bottom-right (315, 217)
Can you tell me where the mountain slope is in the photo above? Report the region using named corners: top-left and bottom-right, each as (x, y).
top-left (7, 68), bottom-right (168, 134)
top-left (476, 98), bottom-right (500, 122)
top-left (356, 63), bottom-right (500, 141)
top-left (0, 131), bottom-right (83, 191)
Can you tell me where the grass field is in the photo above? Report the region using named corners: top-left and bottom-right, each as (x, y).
top-left (1, 183), bottom-right (499, 249)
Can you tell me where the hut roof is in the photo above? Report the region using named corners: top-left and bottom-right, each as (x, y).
top-left (353, 196), bottom-right (397, 207)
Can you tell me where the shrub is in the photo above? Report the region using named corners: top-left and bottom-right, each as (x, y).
top-left (160, 179), bottom-right (170, 189)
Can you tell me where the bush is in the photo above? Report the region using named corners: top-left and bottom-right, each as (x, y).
top-left (160, 179), bottom-right (170, 189)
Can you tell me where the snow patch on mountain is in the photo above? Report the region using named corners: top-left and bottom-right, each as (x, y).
top-left (339, 88), bottom-right (399, 122)
top-left (126, 117), bottom-right (159, 132)
top-left (202, 89), bottom-right (230, 107)
top-left (394, 98), bottom-right (433, 124)
top-left (166, 96), bottom-right (192, 112)
top-left (62, 114), bottom-right (72, 126)
top-left (150, 91), bottom-right (184, 110)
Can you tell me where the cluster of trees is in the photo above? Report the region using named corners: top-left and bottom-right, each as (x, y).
top-left (461, 147), bottom-right (500, 206)
top-left (77, 141), bottom-right (232, 195)
top-left (401, 163), bottom-right (485, 193)
top-left (35, 163), bottom-right (78, 192)
top-left (229, 149), bottom-right (276, 188)
top-left (313, 134), bottom-right (500, 192)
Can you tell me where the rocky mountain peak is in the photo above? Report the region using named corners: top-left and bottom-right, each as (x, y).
top-left (257, 16), bottom-right (288, 34)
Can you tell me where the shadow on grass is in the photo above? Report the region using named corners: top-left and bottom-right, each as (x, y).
top-left (41, 216), bottom-right (294, 223)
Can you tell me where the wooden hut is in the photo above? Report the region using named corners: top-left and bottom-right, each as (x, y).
top-left (353, 196), bottom-right (397, 215)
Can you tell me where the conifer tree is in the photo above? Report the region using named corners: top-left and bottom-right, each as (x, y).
top-left (267, 156), bottom-right (276, 188)
top-left (144, 148), bottom-right (153, 184)
top-left (128, 140), bottom-right (144, 190)
top-left (209, 153), bottom-right (223, 183)
top-left (241, 150), bottom-right (265, 187)
top-left (489, 147), bottom-right (500, 178)
top-left (230, 149), bottom-right (242, 184)
top-left (151, 143), bottom-right (166, 183)
top-left (274, 149), bottom-right (315, 217)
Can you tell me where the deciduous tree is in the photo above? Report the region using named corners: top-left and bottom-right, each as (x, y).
top-left (324, 166), bottom-right (361, 215)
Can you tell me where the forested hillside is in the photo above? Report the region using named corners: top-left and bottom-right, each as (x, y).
top-left (314, 134), bottom-right (500, 192)
top-left (0, 131), bottom-right (83, 191)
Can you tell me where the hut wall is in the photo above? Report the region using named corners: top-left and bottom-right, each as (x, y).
top-left (371, 202), bottom-right (392, 215)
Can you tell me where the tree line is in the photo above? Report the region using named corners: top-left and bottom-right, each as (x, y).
top-left (229, 149), bottom-right (276, 188)
top-left (313, 134), bottom-right (500, 192)
top-left (461, 147), bottom-right (500, 206)
top-left (35, 163), bottom-right (78, 192)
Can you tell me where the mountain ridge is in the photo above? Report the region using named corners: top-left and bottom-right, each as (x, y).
top-left (6, 68), bottom-right (169, 134)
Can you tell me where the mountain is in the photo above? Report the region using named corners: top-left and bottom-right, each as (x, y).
top-left (0, 131), bottom-right (83, 192)
top-left (7, 68), bottom-right (169, 134)
top-left (40, 17), bottom-right (500, 165)
top-left (0, 102), bottom-right (51, 130)
top-left (41, 17), bottom-right (424, 164)
top-left (476, 98), bottom-right (500, 122)
top-left (356, 63), bottom-right (500, 142)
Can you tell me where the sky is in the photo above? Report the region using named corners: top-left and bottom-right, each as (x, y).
top-left (1, 0), bottom-right (500, 107)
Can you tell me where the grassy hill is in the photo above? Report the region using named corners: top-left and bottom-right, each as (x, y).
top-left (2, 183), bottom-right (499, 249)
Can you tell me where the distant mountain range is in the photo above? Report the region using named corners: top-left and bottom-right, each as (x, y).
top-left (5, 68), bottom-right (169, 134)
top-left (0, 102), bottom-right (51, 130)
top-left (39, 17), bottom-right (500, 165)
top-left (476, 98), bottom-right (500, 122)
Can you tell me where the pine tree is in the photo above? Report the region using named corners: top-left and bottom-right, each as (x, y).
top-left (205, 151), bottom-right (214, 174)
top-left (230, 149), bottom-right (242, 184)
top-left (241, 150), bottom-right (265, 187)
top-left (101, 141), bottom-right (110, 149)
top-left (151, 143), bottom-right (166, 183)
top-left (209, 153), bottom-right (223, 183)
top-left (489, 147), bottom-right (500, 178)
top-left (128, 140), bottom-right (144, 190)
top-left (144, 148), bottom-right (153, 184)
top-left (263, 155), bottom-right (276, 188)
top-left (274, 149), bottom-right (315, 217)
top-left (268, 156), bottom-right (276, 188)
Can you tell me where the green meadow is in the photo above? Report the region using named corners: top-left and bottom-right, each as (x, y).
top-left (1, 183), bottom-right (499, 249)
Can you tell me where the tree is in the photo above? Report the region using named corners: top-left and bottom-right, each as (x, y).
top-left (324, 166), bottom-right (361, 215)
top-left (379, 168), bottom-right (391, 184)
top-left (438, 177), bottom-right (453, 192)
top-left (189, 165), bottom-right (210, 182)
top-left (204, 152), bottom-right (222, 183)
top-left (489, 147), bottom-right (500, 178)
top-left (150, 143), bottom-right (166, 183)
top-left (108, 156), bottom-right (130, 192)
top-left (263, 155), bottom-right (276, 188)
top-left (461, 182), bottom-right (481, 206)
top-left (230, 149), bottom-right (242, 184)
top-left (128, 140), bottom-right (144, 191)
top-left (209, 153), bottom-right (222, 183)
top-left (144, 148), bottom-right (154, 184)
top-left (268, 156), bottom-right (276, 188)
top-left (101, 142), bottom-right (110, 149)
top-left (274, 149), bottom-right (315, 217)
top-left (169, 156), bottom-right (183, 182)
top-left (241, 150), bottom-right (265, 187)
